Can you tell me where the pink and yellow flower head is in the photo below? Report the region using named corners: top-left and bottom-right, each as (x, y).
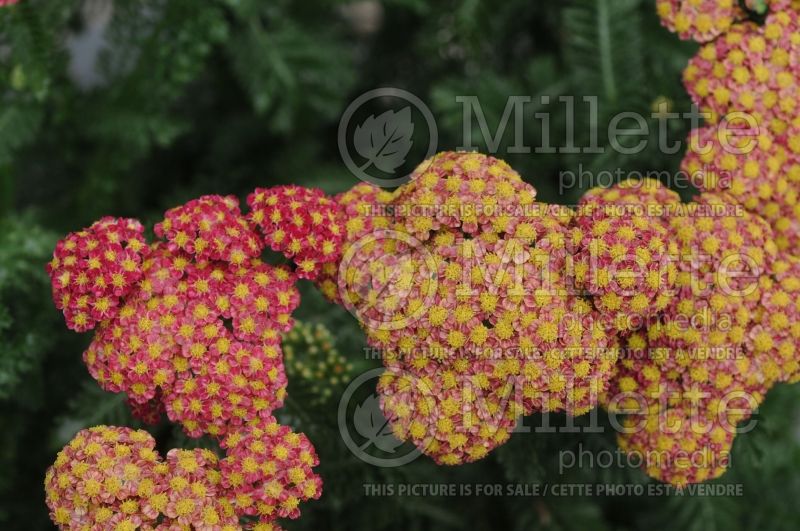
top-left (330, 152), bottom-right (620, 463)
top-left (684, 11), bottom-right (800, 136)
top-left (656, 0), bottom-right (745, 43)
top-left (220, 416), bottom-right (322, 525)
top-left (155, 194), bottom-right (263, 264)
top-left (683, 124), bottom-right (800, 251)
top-left (656, 0), bottom-right (796, 43)
top-left (44, 426), bottom-right (165, 530)
top-left (47, 217), bottom-right (149, 332)
top-left (601, 192), bottom-right (790, 486)
top-left (46, 425), bottom-right (320, 530)
top-left (617, 406), bottom-right (735, 486)
top-left (248, 185), bottom-right (345, 279)
top-left (573, 182), bottom-right (679, 333)
top-left (391, 151), bottom-right (538, 240)
top-left (84, 244), bottom-right (296, 438)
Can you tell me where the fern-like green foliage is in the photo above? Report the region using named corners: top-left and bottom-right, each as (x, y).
top-left (226, 1), bottom-right (357, 133)
top-left (563, 0), bottom-right (644, 105)
top-left (0, 215), bottom-right (56, 400)
top-left (0, 2), bottom-right (70, 168)
top-left (0, 214), bottom-right (74, 528)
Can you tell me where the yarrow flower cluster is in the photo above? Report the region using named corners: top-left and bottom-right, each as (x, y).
top-left (682, 124), bottom-right (800, 251)
top-left (46, 217), bottom-right (149, 332)
top-left (599, 187), bottom-right (787, 484)
top-left (155, 195), bottom-right (262, 264)
top-left (618, 0), bottom-right (800, 486)
top-left (45, 425), bottom-right (320, 530)
top-left (45, 187), bottom-right (336, 530)
top-left (84, 242), bottom-right (297, 438)
top-left (220, 416), bottom-right (322, 523)
top-left (391, 151), bottom-right (539, 239)
top-left (247, 185), bottom-right (345, 279)
top-left (325, 152), bottom-right (620, 465)
top-left (656, 0), bottom-right (746, 43)
top-left (572, 180), bottom-right (679, 333)
top-left (45, 426), bottom-right (164, 531)
top-left (683, 8), bottom-right (800, 135)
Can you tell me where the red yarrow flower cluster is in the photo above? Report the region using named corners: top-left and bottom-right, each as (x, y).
top-left (46, 188), bottom-right (333, 530)
top-left (85, 242), bottom-right (296, 438)
top-left (248, 185), bottom-right (345, 279)
top-left (47, 217), bottom-right (149, 332)
top-left (48, 190), bottom-right (344, 438)
top-left (155, 194), bottom-right (262, 264)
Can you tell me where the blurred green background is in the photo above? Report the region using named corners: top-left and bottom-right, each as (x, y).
top-left (1, 0), bottom-right (799, 529)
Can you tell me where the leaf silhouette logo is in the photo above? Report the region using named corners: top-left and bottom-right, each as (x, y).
top-left (353, 393), bottom-right (404, 453)
top-left (353, 107), bottom-right (414, 174)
